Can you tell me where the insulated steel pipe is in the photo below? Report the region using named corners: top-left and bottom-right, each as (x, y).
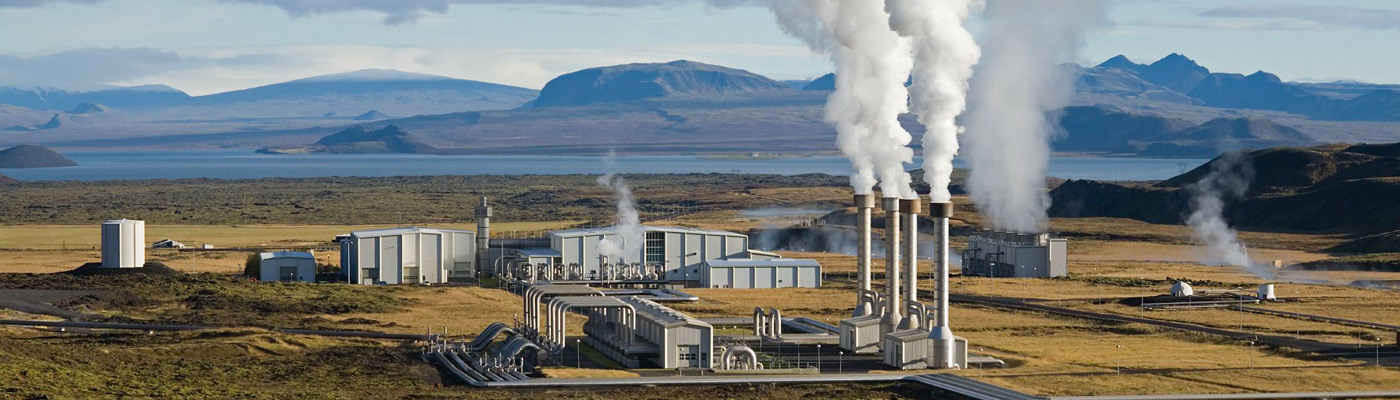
top-left (927, 201), bottom-right (958, 368)
top-left (899, 198), bottom-right (921, 330)
top-left (853, 194), bottom-right (876, 317)
top-left (879, 197), bottom-right (903, 340)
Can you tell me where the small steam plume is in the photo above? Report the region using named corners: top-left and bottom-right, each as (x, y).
top-left (1184, 151), bottom-right (1272, 278)
top-left (596, 151), bottom-right (644, 264)
top-left (761, 0), bottom-right (917, 198)
top-left (961, 0), bottom-right (1106, 231)
top-left (885, 0), bottom-right (981, 202)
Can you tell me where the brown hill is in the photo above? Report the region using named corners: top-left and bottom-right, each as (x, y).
top-left (1050, 142), bottom-right (1400, 246)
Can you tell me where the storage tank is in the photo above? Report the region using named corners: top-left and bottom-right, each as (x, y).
top-left (101, 219), bottom-right (146, 268)
top-left (1258, 283), bottom-right (1276, 301)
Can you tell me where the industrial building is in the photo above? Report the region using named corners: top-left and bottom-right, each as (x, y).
top-left (340, 227), bottom-right (477, 285)
top-left (101, 219), bottom-right (145, 269)
top-left (582, 296), bottom-right (714, 369)
top-left (960, 230), bottom-right (1067, 278)
top-left (258, 251), bottom-right (317, 282)
top-left (699, 258), bottom-right (821, 288)
top-left (547, 225), bottom-right (752, 281)
top-left (490, 224), bottom-right (817, 288)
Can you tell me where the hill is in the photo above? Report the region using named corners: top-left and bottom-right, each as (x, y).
top-left (0, 85), bottom-right (190, 110)
top-left (0, 173), bottom-right (15, 184)
top-left (353, 110), bottom-right (390, 121)
top-left (0, 144), bottom-right (78, 168)
top-left (1049, 142), bottom-right (1400, 243)
top-left (257, 125), bottom-right (435, 154)
top-left (1054, 106), bottom-right (1315, 157)
top-left (529, 60), bottom-right (789, 108)
top-left (186, 69), bottom-right (537, 117)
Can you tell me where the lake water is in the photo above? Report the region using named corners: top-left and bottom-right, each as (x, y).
top-left (0, 150), bottom-right (1207, 181)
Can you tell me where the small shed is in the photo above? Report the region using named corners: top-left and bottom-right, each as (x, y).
top-left (152, 239), bottom-right (186, 249)
top-left (700, 258), bottom-right (822, 289)
top-left (260, 251), bottom-right (317, 282)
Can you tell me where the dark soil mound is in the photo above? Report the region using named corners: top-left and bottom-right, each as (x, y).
top-left (0, 144), bottom-right (78, 168)
top-left (64, 261), bottom-right (181, 276)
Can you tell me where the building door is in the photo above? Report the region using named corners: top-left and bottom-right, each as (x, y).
top-left (677, 345), bottom-right (700, 368)
top-left (280, 266), bottom-right (297, 282)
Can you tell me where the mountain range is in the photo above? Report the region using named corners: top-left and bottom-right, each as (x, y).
top-left (4, 54), bottom-right (1400, 158)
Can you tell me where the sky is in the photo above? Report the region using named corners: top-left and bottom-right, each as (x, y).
top-left (1, 0), bottom-right (1398, 95)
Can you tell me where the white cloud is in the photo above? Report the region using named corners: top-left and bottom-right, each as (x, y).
top-left (1199, 4), bottom-right (1400, 31)
top-left (3, 0), bottom-right (729, 25)
top-left (0, 47), bottom-right (190, 90)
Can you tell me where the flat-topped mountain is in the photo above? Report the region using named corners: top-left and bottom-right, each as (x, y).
top-left (529, 60), bottom-right (789, 108)
top-left (0, 144), bottom-right (78, 168)
top-left (258, 125), bottom-right (435, 154)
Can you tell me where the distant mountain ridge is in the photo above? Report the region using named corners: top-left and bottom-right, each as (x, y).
top-left (530, 60), bottom-right (789, 108)
top-left (1056, 105), bottom-right (1315, 157)
top-left (0, 69), bottom-right (539, 118)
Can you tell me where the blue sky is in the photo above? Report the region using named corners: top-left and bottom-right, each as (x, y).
top-left (1, 0), bottom-right (1398, 95)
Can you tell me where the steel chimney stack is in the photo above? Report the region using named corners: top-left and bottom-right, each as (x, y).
top-left (879, 197), bottom-right (904, 339)
top-left (928, 201), bottom-right (958, 368)
top-left (898, 198), bottom-right (921, 330)
top-left (852, 193), bottom-right (876, 317)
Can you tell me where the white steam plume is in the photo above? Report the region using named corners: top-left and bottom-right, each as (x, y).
top-left (596, 151), bottom-right (644, 264)
top-left (761, 0), bottom-right (917, 198)
top-left (962, 0), bottom-right (1106, 231)
top-left (1185, 151), bottom-right (1272, 278)
top-left (885, 0), bottom-right (981, 202)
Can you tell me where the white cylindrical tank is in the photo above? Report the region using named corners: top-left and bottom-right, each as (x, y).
top-left (1258, 283), bottom-right (1276, 301)
top-left (101, 219), bottom-right (146, 268)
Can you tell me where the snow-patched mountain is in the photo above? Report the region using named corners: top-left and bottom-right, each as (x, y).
top-left (529, 60), bottom-right (789, 108)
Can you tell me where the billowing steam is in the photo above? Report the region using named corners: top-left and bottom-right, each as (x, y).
top-left (1184, 151), bottom-right (1272, 278)
top-left (596, 152), bottom-right (644, 264)
top-left (961, 0), bottom-right (1106, 232)
top-left (885, 0), bottom-right (981, 203)
top-left (762, 0), bottom-right (917, 198)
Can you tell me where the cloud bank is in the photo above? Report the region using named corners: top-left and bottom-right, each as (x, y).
top-left (4, 0), bottom-right (719, 25)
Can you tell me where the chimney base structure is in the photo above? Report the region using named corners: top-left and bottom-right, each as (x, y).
top-left (898, 198), bottom-right (921, 330)
top-left (839, 193), bottom-right (883, 354)
top-left (878, 197), bottom-right (903, 342)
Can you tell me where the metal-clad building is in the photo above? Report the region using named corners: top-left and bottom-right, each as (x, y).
top-left (101, 219), bottom-right (145, 269)
top-left (259, 251), bottom-right (317, 282)
top-left (342, 227), bottom-right (476, 284)
top-left (548, 226), bottom-right (749, 281)
top-left (583, 296), bottom-right (713, 369)
top-left (960, 230), bottom-right (1067, 278)
top-left (700, 258), bottom-right (822, 289)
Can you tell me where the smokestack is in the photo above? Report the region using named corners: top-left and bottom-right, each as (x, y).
top-left (899, 198), bottom-right (920, 330)
top-left (853, 193), bottom-right (876, 317)
top-left (928, 201), bottom-right (957, 368)
top-left (476, 196), bottom-right (491, 278)
top-left (880, 197), bottom-right (903, 339)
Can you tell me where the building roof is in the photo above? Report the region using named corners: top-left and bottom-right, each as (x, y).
top-left (618, 296), bottom-right (712, 329)
top-left (260, 251), bottom-right (315, 260)
top-left (548, 225), bottom-right (745, 239)
top-left (349, 226), bottom-right (473, 238)
top-left (518, 248), bottom-right (562, 257)
top-left (705, 258), bottom-right (821, 268)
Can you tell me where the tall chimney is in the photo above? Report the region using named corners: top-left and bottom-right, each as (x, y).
top-left (928, 201), bottom-right (957, 368)
top-left (880, 197), bottom-right (903, 339)
top-left (476, 196), bottom-right (491, 278)
top-left (852, 194), bottom-right (876, 317)
top-left (899, 198), bottom-right (920, 330)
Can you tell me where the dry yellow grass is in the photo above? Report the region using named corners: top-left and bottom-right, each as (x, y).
top-left (539, 367), bottom-right (640, 378)
top-left (323, 286), bottom-right (587, 337)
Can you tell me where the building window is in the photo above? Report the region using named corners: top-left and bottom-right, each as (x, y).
top-left (645, 231), bottom-right (665, 263)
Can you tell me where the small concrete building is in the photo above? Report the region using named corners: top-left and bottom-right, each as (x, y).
top-left (960, 230), bottom-right (1067, 278)
top-left (548, 226), bottom-right (750, 281)
top-left (582, 296), bottom-right (714, 369)
top-left (341, 227), bottom-right (476, 285)
top-left (839, 315), bottom-right (881, 354)
top-left (700, 258), bottom-right (822, 289)
top-left (259, 251), bottom-right (317, 282)
top-left (101, 219), bottom-right (145, 269)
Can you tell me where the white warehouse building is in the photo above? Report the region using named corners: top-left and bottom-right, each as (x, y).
top-left (960, 230), bottom-right (1067, 278)
top-left (700, 258), bottom-right (822, 289)
top-left (101, 219), bottom-right (146, 269)
top-left (341, 227), bottom-right (476, 285)
top-left (547, 226), bottom-right (756, 282)
top-left (259, 251), bottom-right (317, 282)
